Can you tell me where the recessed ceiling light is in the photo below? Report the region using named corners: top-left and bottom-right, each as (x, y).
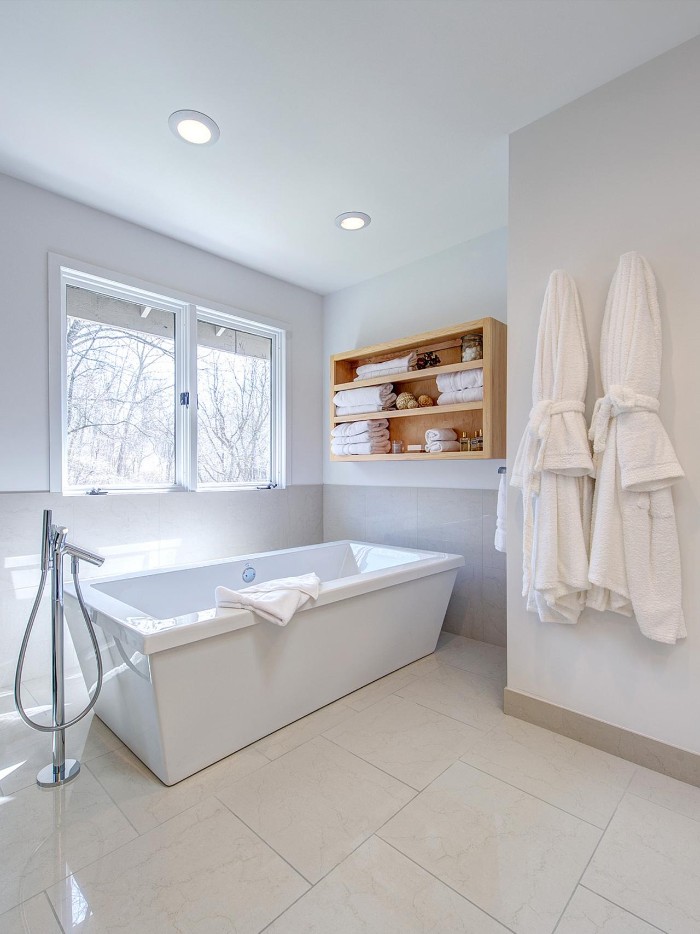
top-left (169, 110), bottom-right (220, 146)
top-left (335, 212), bottom-right (371, 230)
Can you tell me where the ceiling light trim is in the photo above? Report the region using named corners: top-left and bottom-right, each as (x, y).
top-left (335, 212), bottom-right (371, 230)
top-left (169, 110), bottom-right (220, 146)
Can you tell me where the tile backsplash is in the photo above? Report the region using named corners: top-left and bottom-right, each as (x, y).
top-left (0, 481), bottom-right (506, 692)
top-left (0, 486), bottom-right (323, 687)
top-left (323, 484), bottom-right (506, 647)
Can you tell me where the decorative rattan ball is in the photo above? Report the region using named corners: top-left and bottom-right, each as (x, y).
top-left (417, 394), bottom-right (433, 407)
top-left (396, 391), bottom-right (418, 409)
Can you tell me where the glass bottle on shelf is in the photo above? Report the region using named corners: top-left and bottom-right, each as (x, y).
top-left (459, 432), bottom-right (471, 452)
top-left (470, 429), bottom-right (484, 452)
top-left (461, 334), bottom-right (483, 362)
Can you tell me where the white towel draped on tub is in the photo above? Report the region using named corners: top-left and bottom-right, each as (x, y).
top-left (215, 573), bottom-right (321, 626)
top-left (587, 252), bottom-right (685, 643)
top-left (511, 270), bottom-right (594, 624)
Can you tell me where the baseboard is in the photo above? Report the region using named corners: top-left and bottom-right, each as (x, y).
top-left (504, 687), bottom-right (700, 788)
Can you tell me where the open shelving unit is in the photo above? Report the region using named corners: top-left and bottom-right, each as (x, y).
top-left (330, 318), bottom-right (506, 461)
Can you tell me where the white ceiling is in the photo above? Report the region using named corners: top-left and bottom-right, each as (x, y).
top-left (1, 0), bottom-right (699, 294)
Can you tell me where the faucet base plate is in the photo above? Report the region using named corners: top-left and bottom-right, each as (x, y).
top-left (36, 758), bottom-right (81, 788)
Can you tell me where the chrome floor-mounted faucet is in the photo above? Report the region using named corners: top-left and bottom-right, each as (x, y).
top-left (14, 509), bottom-right (105, 788)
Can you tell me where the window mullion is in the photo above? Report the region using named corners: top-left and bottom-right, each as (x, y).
top-left (175, 303), bottom-right (198, 490)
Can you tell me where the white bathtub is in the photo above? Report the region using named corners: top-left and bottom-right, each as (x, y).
top-left (66, 540), bottom-right (463, 785)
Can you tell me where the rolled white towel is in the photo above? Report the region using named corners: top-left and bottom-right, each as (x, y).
top-left (356, 353), bottom-right (416, 378)
top-left (335, 395), bottom-right (396, 416)
top-left (425, 428), bottom-right (457, 444)
top-left (331, 439), bottom-right (391, 456)
top-left (436, 368), bottom-right (483, 392)
top-left (332, 419), bottom-right (389, 437)
top-left (333, 384), bottom-right (394, 407)
top-left (427, 440), bottom-right (461, 453)
top-left (437, 387), bottom-right (484, 405)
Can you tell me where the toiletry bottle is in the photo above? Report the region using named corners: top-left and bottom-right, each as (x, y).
top-left (472, 429), bottom-right (483, 452)
top-left (460, 432), bottom-right (470, 452)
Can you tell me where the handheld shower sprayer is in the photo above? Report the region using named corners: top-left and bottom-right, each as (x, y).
top-left (14, 509), bottom-right (105, 788)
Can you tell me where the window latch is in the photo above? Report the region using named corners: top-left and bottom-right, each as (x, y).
top-left (180, 392), bottom-right (190, 406)
top-left (256, 482), bottom-right (278, 490)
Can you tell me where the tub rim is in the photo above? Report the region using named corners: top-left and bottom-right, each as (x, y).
top-left (65, 540), bottom-right (464, 655)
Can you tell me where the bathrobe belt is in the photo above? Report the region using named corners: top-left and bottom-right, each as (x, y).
top-left (524, 399), bottom-right (586, 480)
top-left (588, 385), bottom-right (659, 454)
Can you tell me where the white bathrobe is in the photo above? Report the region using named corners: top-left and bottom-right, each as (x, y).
top-left (587, 252), bottom-right (685, 643)
top-left (512, 271), bottom-right (594, 623)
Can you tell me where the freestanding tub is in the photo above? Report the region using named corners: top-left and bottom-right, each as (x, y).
top-left (66, 540), bottom-right (463, 785)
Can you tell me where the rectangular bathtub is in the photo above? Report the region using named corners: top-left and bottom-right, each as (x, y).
top-left (66, 540), bottom-right (463, 784)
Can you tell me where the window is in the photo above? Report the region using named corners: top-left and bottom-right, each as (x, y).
top-left (50, 259), bottom-right (285, 493)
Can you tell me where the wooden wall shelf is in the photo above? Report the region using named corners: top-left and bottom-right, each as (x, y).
top-left (330, 318), bottom-right (506, 461)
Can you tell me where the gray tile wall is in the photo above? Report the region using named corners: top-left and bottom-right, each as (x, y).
top-left (0, 485), bottom-right (323, 687)
top-left (323, 485), bottom-right (506, 647)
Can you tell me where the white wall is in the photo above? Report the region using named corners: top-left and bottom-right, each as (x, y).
top-left (0, 172), bottom-right (324, 688)
top-left (323, 228), bottom-right (507, 488)
top-left (0, 172), bottom-right (324, 491)
top-left (507, 37), bottom-right (700, 754)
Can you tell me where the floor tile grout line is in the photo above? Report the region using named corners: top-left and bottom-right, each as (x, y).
top-left (392, 692), bottom-right (508, 735)
top-left (577, 884), bottom-right (668, 933)
top-left (257, 829), bottom-right (407, 933)
top-left (43, 889), bottom-right (66, 934)
top-left (320, 731), bottom-right (451, 794)
top-left (456, 757), bottom-right (626, 831)
top-left (83, 759), bottom-right (142, 837)
top-left (212, 792), bottom-right (315, 888)
top-left (551, 781), bottom-right (626, 932)
top-left (624, 787), bottom-right (700, 825)
top-left (378, 836), bottom-right (518, 934)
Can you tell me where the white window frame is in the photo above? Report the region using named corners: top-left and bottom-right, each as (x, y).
top-left (48, 254), bottom-right (287, 493)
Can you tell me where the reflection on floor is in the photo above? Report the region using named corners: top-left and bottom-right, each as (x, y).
top-left (1, 633), bottom-right (698, 933)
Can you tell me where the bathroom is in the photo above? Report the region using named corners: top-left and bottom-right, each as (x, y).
top-left (1, 1), bottom-right (699, 931)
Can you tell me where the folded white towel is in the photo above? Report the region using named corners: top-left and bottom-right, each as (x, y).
top-left (437, 387), bottom-right (484, 405)
top-left (356, 353), bottom-right (416, 378)
top-left (354, 365), bottom-right (415, 381)
top-left (331, 439), bottom-right (391, 455)
top-left (215, 573), bottom-right (320, 627)
top-left (335, 396), bottom-right (396, 416)
top-left (436, 368), bottom-right (484, 392)
top-left (427, 440), bottom-right (461, 453)
top-left (333, 428), bottom-right (389, 445)
top-left (333, 384), bottom-right (394, 407)
top-left (495, 471), bottom-right (507, 553)
top-left (425, 428), bottom-right (457, 443)
top-left (332, 419), bottom-right (389, 437)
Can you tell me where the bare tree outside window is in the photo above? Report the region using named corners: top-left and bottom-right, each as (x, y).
top-left (64, 286), bottom-right (276, 489)
top-left (197, 322), bottom-right (272, 484)
top-left (66, 288), bottom-right (175, 487)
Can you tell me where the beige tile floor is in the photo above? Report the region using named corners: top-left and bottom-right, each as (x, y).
top-left (1, 632), bottom-right (698, 933)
